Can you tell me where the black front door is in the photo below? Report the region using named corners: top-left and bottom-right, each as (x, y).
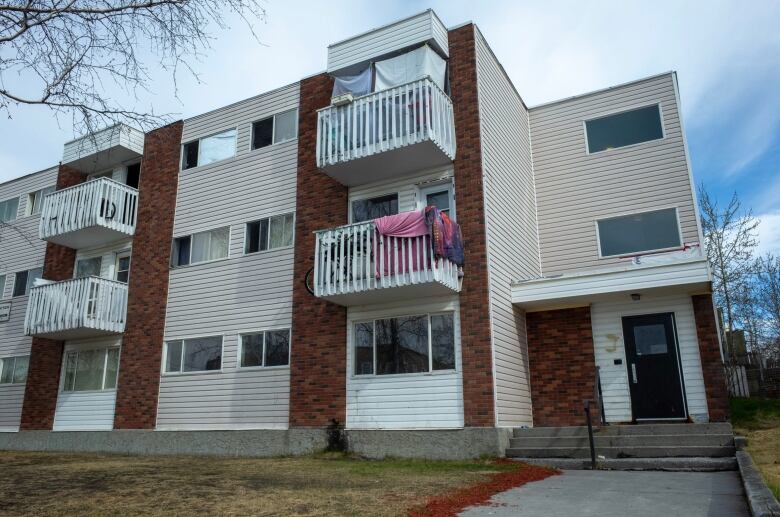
top-left (622, 313), bottom-right (686, 420)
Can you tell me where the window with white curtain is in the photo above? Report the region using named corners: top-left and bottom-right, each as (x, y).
top-left (0, 356), bottom-right (29, 384)
top-left (251, 109), bottom-right (298, 150)
top-left (171, 227), bottom-right (229, 267)
top-left (181, 128), bottom-right (237, 170)
top-left (26, 186), bottom-right (55, 216)
top-left (62, 348), bottom-right (120, 392)
top-left (0, 197), bottom-right (19, 223)
top-left (245, 213), bottom-right (294, 253)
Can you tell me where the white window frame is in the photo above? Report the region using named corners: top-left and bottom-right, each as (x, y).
top-left (0, 355), bottom-right (29, 385)
top-left (13, 267), bottom-right (42, 297)
top-left (243, 213), bottom-right (295, 255)
top-left (583, 102), bottom-right (666, 155)
top-left (25, 185), bottom-right (55, 217)
top-left (251, 109), bottom-right (299, 151)
top-left (171, 226), bottom-right (231, 268)
top-left (0, 273), bottom-right (6, 300)
top-left (180, 127), bottom-right (238, 170)
top-left (349, 192), bottom-right (400, 224)
top-left (237, 328), bottom-right (292, 370)
top-left (115, 250), bottom-right (131, 283)
top-left (351, 311), bottom-right (457, 378)
top-left (594, 206), bottom-right (683, 259)
top-left (60, 346), bottom-right (121, 393)
top-left (0, 196), bottom-right (20, 224)
top-left (162, 335), bottom-right (224, 376)
top-left (417, 180), bottom-right (456, 220)
top-left (73, 255), bottom-right (103, 279)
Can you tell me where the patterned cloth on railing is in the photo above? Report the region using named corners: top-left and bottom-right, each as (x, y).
top-left (424, 207), bottom-right (465, 267)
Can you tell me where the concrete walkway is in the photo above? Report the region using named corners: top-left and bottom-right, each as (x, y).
top-left (460, 470), bottom-right (749, 516)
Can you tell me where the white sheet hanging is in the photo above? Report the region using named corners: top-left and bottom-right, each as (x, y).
top-left (332, 66), bottom-right (373, 98)
top-left (374, 45), bottom-right (446, 91)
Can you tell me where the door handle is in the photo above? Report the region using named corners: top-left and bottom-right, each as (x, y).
top-left (631, 363), bottom-right (638, 384)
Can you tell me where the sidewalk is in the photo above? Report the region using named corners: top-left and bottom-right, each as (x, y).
top-left (460, 470), bottom-right (749, 517)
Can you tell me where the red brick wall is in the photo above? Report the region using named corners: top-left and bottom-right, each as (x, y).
top-left (20, 164), bottom-right (84, 430)
top-left (526, 306), bottom-right (600, 427)
top-left (288, 73), bottom-right (349, 428)
top-left (691, 294), bottom-right (730, 422)
top-left (113, 121), bottom-right (183, 429)
top-left (449, 24), bottom-right (496, 427)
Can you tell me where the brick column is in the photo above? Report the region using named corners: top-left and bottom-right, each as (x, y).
top-left (691, 294), bottom-right (729, 422)
top-left (288, 73), bottom-right (349, 428)
top-left (526, 306), bottom-right (600, 427)
top-left (20, 164), bottom-right (84, 430)
top-left (114, 121), bottom-right (183, 429)
top-left (449, 24), bottom-right (496, 427)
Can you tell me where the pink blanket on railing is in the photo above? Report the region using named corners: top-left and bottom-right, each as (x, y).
top-left (374, 210), bottom-right (429, 277)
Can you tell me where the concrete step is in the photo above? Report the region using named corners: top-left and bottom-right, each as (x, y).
top-left (509, 433), bottom-right (735, 449)
top-left (506, 445), bottom-right (736, 459)
top-left (513, 457), bottom-right (738, 471)
top-left (512, 422), bottom-right (732, 438)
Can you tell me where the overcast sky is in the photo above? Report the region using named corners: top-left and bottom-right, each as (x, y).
top-left (1, 0), bottom-right (778, 253)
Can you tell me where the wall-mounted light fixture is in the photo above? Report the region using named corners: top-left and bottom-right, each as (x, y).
top-left (631, 293), bottom-right (641, 301)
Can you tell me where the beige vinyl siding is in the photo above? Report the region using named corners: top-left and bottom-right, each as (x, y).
top-left (346, 296), bottom-right (463, 429)
top-left (590, 293), bottom-right (709, 422)
top-left (63, 124), bottom-right (143, 165)
top-left (157, 83), bottom-right (299, 430)
top-left (475, 28), bottom-right (539, 427)
top-left (0, 166), bottom-right (57, 431)
top-left (530, 73), bottom-right (700, 276)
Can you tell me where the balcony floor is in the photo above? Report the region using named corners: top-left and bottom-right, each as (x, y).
top-left (28, 326), bottom-right (123, 341)
top-left (44, 225), bottom-right (133, 249)
top-left (321, 139), bottom-right (452, 187)
top-left (318, 277), bottom-right (458, 306)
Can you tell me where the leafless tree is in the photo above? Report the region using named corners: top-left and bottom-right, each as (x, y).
top-left (698, 186), bottom-right (760, 360)
top-left (0, 1), bottom-right (266, 135)
top-left (755, 253), bottom-right (780, 361)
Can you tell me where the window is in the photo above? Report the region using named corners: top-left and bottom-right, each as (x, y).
top-left (597, 208), bottom-right (681, 257)
top-left (0, 197), bottom-right (19, 223)
top-left (252, 109), bottom-right (298, 150)
top-left (353, 312), bottom-right (455, 376)
top-left (164, 336), bottom-right (222, 373)
top-left (172, 227), bottom-right (229, 266)
top-left (419, 182), bottom-right (455, 220)
top-left (26, 186), bottom-right (55, 216)
top-left (75, 257), bottom-right (102, 278)
top-left (12, 267), bottom-right (42, 297)
top-left (352, 194), bottom-right (398, 223)
top-left (0, 356), bottom-right (29, 384)
top-left (585, 104), bottom-right (663, 153)
top-left (240, 329), bottom-right (291, 368)
top-left (115, 253), bottom-right (131, 283)
top-left (0, 274), bottom-right (5, 298)
top-left (125, 163), bottom-right (141, 189)
top-left (181, 128), bottom-right (237, 170)
top-left (62, 348), bottom-right (120, 392)
top-left (245, 213), bottom-right (294, 253)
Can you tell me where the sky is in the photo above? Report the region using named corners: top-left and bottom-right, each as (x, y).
top-left (1, 0), bottom-right (778, 253)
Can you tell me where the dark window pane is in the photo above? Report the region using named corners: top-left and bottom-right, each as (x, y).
top-left (245, 219), bottom-right (269, 253)
top-left (252, 118), bottom-right (274, 149)
top-left (182, 141), bottom-right (199, 169)
top-left (183, 337), bottom-right (222, 372)
top-left (586, 105), bottom-right (663, 153)
top-left (352, 194), bottom-right (398, 223)
top-left (125, 163), bottom-right (141, 189)
top-left (354, 322), bottom-right (374, 375)
top-left (13, 270), bottom-right (28, 297)
top-left (166, 341), bottom-right (182, 372)
top-left (376, 316), bottom-right (429, 375)
top-left (633, 324), bottom-right (668, 356)
top-left (173, 236), bottom-right (191, 266)
top-left (431, 314), bottom-right (455, 370)
top-left (264, 330), bottom-right (290, 366)
top-left (598, 208), bottom-right (680, 256)
top-left (426, 190), bottom-right (450, 212)
top-left (241, 333), bottom-right (264, 367)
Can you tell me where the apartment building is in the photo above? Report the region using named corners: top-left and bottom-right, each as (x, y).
top-left (0, 10), bottom-right (728, 458)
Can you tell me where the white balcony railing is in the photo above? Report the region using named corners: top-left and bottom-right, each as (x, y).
top-left (313, 219), bottom-right (460, 301)
top-left (316, 78), bottom-right (456, 173)
top-left (39, 178), bottom-right (138, 247)
top-left (24, 277), bottom-right (128, 338)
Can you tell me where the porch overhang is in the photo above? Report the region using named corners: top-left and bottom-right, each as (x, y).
top-left (511, 257), bottom-right (712, 312)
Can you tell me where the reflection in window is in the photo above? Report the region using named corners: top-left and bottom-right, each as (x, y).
top-left (633, 324), bottom-right (668, 356)
top-left (586, 105), bottom-right (663, 153)
top-left (597, 208), bottom-right (681, 257)
top-left (164, 336), bottom-right (222, 373)
top-left (352, 194), bottom-right (398, 223)
top-left (181, 128), bottom-right (237, 169)
top-left (240, 329), bottom-right (290, 367)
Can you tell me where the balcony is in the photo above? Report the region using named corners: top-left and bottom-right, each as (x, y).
top-left (312, 219), bottom-right (461, 306)
top-left (316, 78), bottom-right (456, 186)
top-left (24, 277), bottom-right (128, 340)
top-left (39, 178), bottom-right (138, 249)
top-left (63, 123), bottom-right (144, 173)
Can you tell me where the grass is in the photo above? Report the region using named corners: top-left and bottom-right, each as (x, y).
top-left (0, 451), bottom-right (530, 516)
top-left (730, 397), bottom-right (780, 500)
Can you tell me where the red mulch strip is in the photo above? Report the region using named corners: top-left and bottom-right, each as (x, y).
top-left (408, 460), bottom-right (559, 517)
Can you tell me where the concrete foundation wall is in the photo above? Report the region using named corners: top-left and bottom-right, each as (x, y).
top-left (0, 427), bottom-right (511, 460)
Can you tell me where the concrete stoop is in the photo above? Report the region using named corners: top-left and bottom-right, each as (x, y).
top-left (507, 423), bottom-right (737, 471)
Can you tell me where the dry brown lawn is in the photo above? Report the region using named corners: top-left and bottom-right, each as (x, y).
top-left (730, 397), bottom-right (780, 500)
top-left (0, 451), bottom-right (519, 516)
